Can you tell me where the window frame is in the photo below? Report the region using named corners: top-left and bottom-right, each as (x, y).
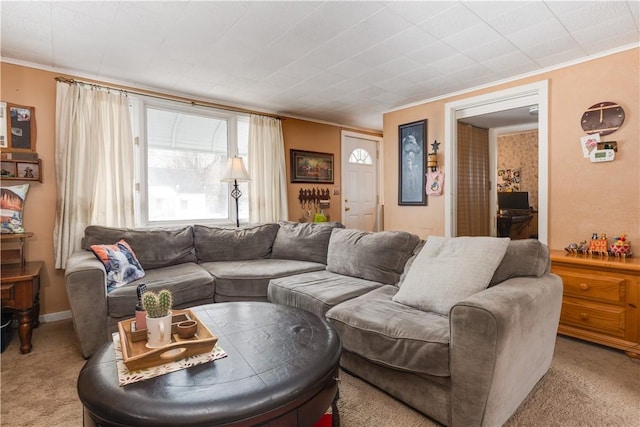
top-left (131, 96), bottom-right (249, 228)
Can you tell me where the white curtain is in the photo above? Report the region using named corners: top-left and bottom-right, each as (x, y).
top-left (53, 82), bottom-right (135, 269)
top-left (248, 114), bottom-right (288, 223)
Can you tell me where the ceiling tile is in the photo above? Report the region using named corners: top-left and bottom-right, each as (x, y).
top-left (485, 2), bottom-right (557, 36)
top-left (385, 1), bottom-right (459, 25)
top-left (327, 59), bottom-right (369, 78)
top-left (525, 36), bottom-right (583, 61)
top-left (419, 3), bottom-right (485, 39)
top-left (429, 54), bottom-right (478, 75)
top-left (570, 15), bottom-right (640, 47)
top-left (462, 38), bottom-right (518, 63)
top-left (374, 56), bottom-right (425, 78)
top-left (507, 19), bottom-right (572, 50)
top-left (463, 1), bottom-right (530, 21)
top-left (534, 47), bottom-right (586, 68)
top-left (443, 22), bottom-right (503, 52)
top-left (550, 1), bottom-right (634, 32)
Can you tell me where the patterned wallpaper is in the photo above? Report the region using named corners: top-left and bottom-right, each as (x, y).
top-left (497, 130), bottom-right (538, 209)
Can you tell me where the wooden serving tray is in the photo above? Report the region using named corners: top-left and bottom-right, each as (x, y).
top-left (129, 312), bottom-right (192, 342)
top-left (117, 309), bottom-right (217, 371)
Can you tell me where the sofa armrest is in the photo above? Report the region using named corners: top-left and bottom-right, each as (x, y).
top-left (64, 250), bottom-right (109, 358)
top-left (449, 274), bottom-right (563, 427)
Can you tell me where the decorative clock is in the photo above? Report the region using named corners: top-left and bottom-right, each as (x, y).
top-left (581, 102), bottom-right (625, 136)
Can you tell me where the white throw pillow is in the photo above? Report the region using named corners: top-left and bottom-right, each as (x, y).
top-left (392, 236), bottom-right (510, 316)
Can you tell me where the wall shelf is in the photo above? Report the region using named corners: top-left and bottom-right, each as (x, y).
top-left (0, 159), bottom-right (42, 182)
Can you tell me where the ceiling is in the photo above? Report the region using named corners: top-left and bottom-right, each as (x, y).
top-left (1, 1), bottom-right (639, 131)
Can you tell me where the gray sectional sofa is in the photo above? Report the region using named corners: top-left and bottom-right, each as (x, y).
top-left (65, 221), bottom-right (344, 358)
top-left (64, 221), bottom-right (563, 427)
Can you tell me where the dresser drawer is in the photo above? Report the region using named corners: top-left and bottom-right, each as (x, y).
top-left (560, 298), bottom-right (625, 337)
top-left (553, 267), bottom-right (625, 302)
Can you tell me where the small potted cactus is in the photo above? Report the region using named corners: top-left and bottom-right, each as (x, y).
top-left (142, 289), bottom-right (173, 318)
top-left (142, 289), bottom-right (173, 348)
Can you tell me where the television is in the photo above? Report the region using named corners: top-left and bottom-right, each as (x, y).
top-left (498, 191), bottom-right (530, 211)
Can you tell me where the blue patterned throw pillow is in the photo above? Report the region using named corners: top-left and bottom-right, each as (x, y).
top-left (90, 239), bottom-right (145, 292)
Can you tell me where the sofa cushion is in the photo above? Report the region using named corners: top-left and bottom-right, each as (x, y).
top-left (194, 224), bottom-right (280, 262)
top-left (398, 239), bottom-right (426, 287)
top-left (327, 229), bottom-right (420, 285)
top-left (83, 225), bottom-right (196, 270)
top-left (107, 263), bottom-right (214, 318)
top-left (326, 285), bottom-right (451, 377)
top-left (489, 239), bottom-right (550, 286)
top-left (268, 270), bottom-right (384, 317)
top-left (271, 221), bottom-right (343, 264)
top-left (393, 236), bottom-right (510, 316)
top-left (200, 259), bottom-right (325, 301)
top-left (89, 239), bottom-right (145, 292)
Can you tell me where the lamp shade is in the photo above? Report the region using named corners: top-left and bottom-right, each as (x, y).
top-left (221, 156), bottom-right (251, 182)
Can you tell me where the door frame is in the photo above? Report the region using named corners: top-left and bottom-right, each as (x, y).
top-left (444, 80), bottom-right (549, 243)
top-left (341, 130), bottom-right (383, 231)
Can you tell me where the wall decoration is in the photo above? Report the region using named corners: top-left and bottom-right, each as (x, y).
top-left (16, 162), bottom-right (40, 180)
top-left (398, 120), bottom-right (427, 206)
top-left (497, 168), bottom-right (521, 192)
top-left (580, 134), bottom-right (600, 158)
top-left (5, 103), bottom-right (36, 152)
top-left (0, 102), bottom-right (7, 148)
top-left (580, 101), bottom-right (625, 136)
top-left (290, 150), bottom-right (334, 183)
top-left (1, 161), bottom-right (16, 177)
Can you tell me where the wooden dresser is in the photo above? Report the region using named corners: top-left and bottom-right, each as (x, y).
top-left (550, 250), bottom-right (639, 358)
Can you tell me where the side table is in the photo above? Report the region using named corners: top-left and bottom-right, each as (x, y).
top-left (1, 261), bottom-right (42, 353)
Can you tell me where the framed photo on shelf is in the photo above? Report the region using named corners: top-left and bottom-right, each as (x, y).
top-left (16, 161), bottom-right (40, 180)
top-left (290, 149), bottom-right (334, 184)
top-left (6, 103), bottom-right (36, 152)
top-left (398, 120), bottom-right (427, 206)
top-left (1, 161), bottom-right (16, 178)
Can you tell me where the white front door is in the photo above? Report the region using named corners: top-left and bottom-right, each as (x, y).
top-left (341, 131), bottom-right (380, 231)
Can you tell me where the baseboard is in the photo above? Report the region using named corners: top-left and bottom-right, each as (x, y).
top-left (40, 310), bottom-right (72, 323)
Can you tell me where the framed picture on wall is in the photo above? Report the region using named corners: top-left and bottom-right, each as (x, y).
top-left (290, 149), bottom-right (334, 183)
top-left (398, 120), bottom-right (427, 206)
top-left (6, 103), bottom-right (36, 152)
top-left (0, 102), bottom-right (7, 149)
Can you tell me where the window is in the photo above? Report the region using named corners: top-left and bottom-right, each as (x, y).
top-left (348, 148), bottom-right (373, 165)
top-left (132, 98), bottom-right (249, 226)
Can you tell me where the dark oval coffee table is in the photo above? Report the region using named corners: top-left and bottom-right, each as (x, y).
top-left (78, 302), bottom-right (342, 426)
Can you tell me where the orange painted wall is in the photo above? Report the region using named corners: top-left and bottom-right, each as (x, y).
top-left (282, 119), bottom-right (342, 223)
top-left (1, 62), bottom-right (381, 316)
top-left (1, 63), bottom-right (65, 316)
top-left (383, 48), bottom-right (639, 251)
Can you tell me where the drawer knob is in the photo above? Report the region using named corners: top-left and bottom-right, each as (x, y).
top-left (579, 283), bottom-right (589, 291)
top-left (580, 312), bottom-right (589, 320)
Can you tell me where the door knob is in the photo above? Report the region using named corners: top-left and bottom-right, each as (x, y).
top-left (345, 207), bottom-right (350, 211)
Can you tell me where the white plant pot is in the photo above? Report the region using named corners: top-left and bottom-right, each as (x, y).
top-left (146, 312), bottom-right (172, 348)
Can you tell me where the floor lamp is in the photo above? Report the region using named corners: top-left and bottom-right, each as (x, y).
top-left (221, 156), bottom-right (251, 227)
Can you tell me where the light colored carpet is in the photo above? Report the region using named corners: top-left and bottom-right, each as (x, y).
top-left (1, 319), bottom-right (639, 426)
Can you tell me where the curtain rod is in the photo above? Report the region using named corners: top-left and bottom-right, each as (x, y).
top-left (54, 76), bottom-right (284, 120)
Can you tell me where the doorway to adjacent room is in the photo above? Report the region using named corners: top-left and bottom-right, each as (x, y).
top-left (444, 81), bottom-right (549, 244)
